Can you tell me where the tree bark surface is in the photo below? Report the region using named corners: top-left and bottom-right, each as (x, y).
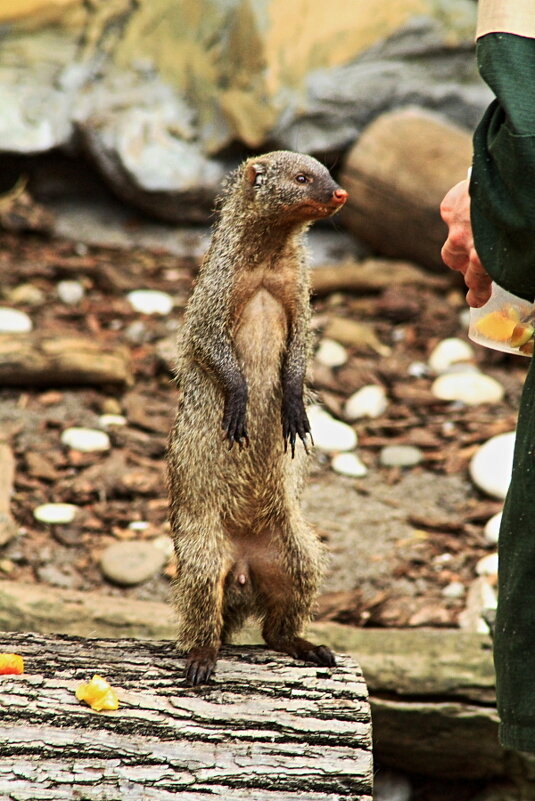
top-left (0, 631), bottom-right (372, 801)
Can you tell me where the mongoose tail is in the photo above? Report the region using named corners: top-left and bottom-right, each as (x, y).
top-left (167, 151), bottom-right (347, 685)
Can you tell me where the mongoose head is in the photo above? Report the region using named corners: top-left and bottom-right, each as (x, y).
top-left (238, 150), bottom-right (348, 224)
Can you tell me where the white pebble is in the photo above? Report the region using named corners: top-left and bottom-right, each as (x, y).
top-left (459, 577), bottom-right (497, 634)
top-left (57, 280), bottom-right (85, 305)
top-left (127, 290), bottom-right (174, 316)
top-left (128, 521), bottom-right (150, 532)
top-left (98, 414), bottom-right (127, 429)
top-left (407, 361), bottom-right (431, 378)
top-left (431, 372), bottom-right (504, 405)
top-left (33, 503), bottom-right (78, 525)
top-left (308, 406), bottom-right (357, 452)
top-left (476, 552), bottom-right (498, 577)
top-left (151, 534), bottom-right (175, 559)
top-left (469, 431), bottom-right (515, 499)
top-left (331, 452), bottom-right (368, 478)
top-left (61, 427), bottom-right (111, 452)
top-left (484, 512), bottom-right (502, 544)
top-left (428, 337), bottom-right (474, 373)
top-left (442, 581), bottom-right (465, 599)
top-left (315, 338), bottom-right (348, 368)
top-left (345, 384), bottom-right (388, 420)
top-left (380, 445), bottom-right (423, 468)
top-left (0, 307), bottom-right (32, 333)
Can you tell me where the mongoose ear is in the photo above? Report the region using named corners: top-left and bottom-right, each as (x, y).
top-left (245, 161), bottom-right (267, 188)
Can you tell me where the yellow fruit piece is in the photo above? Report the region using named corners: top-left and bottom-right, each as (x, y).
top-left (475, 309), bottom-right (518, 343)
top-left (0, 653), bottom-right (24, 675)
top-left (75, 674), bottom-right (119, 711)
top-left (510, 322), bottom-right (535, 348)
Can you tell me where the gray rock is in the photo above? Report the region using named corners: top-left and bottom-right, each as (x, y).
top-left (374, 769), bottom-right (412, 801)
top-left (1, 0), bottom-right (487, 223)
top-left (100, 540), bottom-right (166, 586)
top-left (80, 112), bottom-right (230, 224)
top-left (380, 445), bottom-right (423, 468)
top-left (274, 16), bottom-right (490, 154)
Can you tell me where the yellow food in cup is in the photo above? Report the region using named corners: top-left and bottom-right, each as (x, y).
top-left (474, 309), bottom-right (519, 343)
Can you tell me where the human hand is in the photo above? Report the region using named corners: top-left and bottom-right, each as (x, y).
top-left (440, 178), bottom-right (492, 307)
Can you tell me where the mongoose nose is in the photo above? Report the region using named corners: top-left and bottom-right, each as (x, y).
top-left (332, 188), bottom-right (348, 205)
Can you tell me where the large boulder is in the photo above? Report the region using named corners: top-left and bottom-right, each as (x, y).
top-left (0, 0), bottom-right (489, 222)
top-left (339, 107), bottom-right (474, 269)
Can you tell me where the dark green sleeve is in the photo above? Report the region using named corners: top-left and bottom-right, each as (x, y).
top-left (470, 33), bottom-right (535, 301)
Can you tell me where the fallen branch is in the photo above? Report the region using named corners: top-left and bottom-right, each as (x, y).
top-left (0, 334), bottom-right (132, 387)
top-left (311, 258), bottom-right (451, 296)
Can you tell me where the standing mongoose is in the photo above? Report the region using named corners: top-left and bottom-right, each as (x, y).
top-left (167, 150), bottom-right (348, 685)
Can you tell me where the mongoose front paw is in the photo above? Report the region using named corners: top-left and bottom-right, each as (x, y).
top-left (185, 646), bottom-right (218, 686)
top-left (282, 396), bottom-right (313, 458)
top-left (222, 384), bottom-right (249, 449)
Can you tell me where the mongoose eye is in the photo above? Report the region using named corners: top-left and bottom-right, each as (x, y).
top-left (295, 174), bottom-right (311, 184)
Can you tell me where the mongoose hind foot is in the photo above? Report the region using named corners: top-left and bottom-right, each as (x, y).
top-left (266, 636), bottom-right (336, 668)
top-left (184, 646), bottom-right (218, 686)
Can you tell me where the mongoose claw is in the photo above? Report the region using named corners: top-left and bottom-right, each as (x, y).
top-left (222, 383), bottom-right (248, 448)
top-left (282, 398), bottom-right (312, 458)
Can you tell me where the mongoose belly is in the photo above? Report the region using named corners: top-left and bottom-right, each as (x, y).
top-left (234, 288), bottom-right (287, 403)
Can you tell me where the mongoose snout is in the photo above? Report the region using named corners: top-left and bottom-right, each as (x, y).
top-left (167, 150), bottom-right (347, 685)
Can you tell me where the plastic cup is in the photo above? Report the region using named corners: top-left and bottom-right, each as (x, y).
top-left (468, 282), bottom-right (535, 357)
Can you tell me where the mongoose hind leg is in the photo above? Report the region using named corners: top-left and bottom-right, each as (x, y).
top-left (258, 516), bottom-right (336, 668)
top-left (171, 512), bottom-right (230, 685)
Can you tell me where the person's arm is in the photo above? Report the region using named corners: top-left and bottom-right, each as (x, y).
top-left (469, 30), bottom-right (535, 301)
top-left (441, 3), bottom-right (535, 303)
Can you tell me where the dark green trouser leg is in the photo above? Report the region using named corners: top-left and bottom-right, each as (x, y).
top-left (496, 356), bottom-right (535, 751)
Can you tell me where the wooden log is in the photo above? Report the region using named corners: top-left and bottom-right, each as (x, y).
top-left (0, 443), bottom-right (17, 546)
top-left (339, 107), bottom-right (473, 270)
top-left (0, 631), bottom-right (373, 800)
top-left (311, 258), bottom-right (451, 296)
top-left (0, 334), bottom-right (132, 387)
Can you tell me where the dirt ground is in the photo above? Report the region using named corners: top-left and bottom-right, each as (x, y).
top-left (0, 212), bottom-right (526, 630)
